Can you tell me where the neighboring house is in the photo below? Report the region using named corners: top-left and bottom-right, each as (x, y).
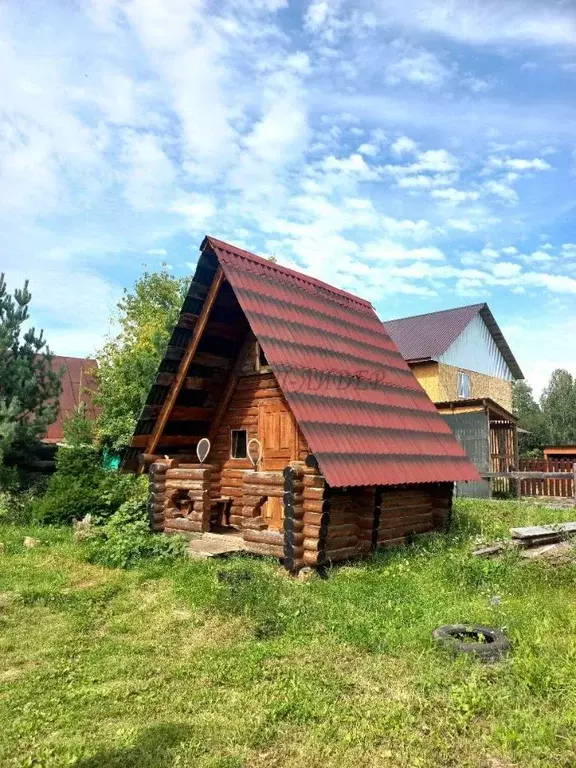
top-left (384, 304), bottom-right (524, 498)
top-left (43, 356), bottom-right (98, 444)
top-left (544, 446), bottom-right (576, 462)
top-left (123, 236), bottom-right (479, 571)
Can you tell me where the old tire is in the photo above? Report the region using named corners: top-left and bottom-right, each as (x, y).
top-left (433, 624), bottom-right (510, 662)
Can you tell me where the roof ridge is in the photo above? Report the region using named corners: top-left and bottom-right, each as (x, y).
top-left (385, 302), bottom-right (485, 324)
top-left (204, 235), bottom-right (372, 310)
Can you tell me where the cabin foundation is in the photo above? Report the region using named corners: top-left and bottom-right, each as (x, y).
top-left (146, 456), bottom-right (454, 570)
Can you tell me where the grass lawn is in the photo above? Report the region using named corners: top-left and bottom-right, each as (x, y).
top-left (2, 499), bottom-right (576, 767)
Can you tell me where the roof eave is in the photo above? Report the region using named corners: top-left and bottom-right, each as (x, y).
top-left (478, 305), bottom-right (524, 380)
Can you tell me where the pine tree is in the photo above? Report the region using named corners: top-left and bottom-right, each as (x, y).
top-left (0, 273), bottom-right (63, 464)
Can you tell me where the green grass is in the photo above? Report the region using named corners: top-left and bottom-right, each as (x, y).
top-left (2, 499), bottom-right (576, 767)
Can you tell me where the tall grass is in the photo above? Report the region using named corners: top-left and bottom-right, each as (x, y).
top-left (1, 498), bottom-right (576, 767)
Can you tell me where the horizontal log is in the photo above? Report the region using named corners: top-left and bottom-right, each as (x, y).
top-left (243, 529), bottom-right (284, 546)
top-left (301, 523), bottom-right (359, 541)
top-left (303, 488), bottom-right (325, 501)
top-left (165, 467), bottom-right (211, 480)
top-left (243, 541), bottom-right (284, 559)
top-left (165, 479), bottom-right (206, 491)
top-left (228, 515), bottom-right (244, 528)
top-left (241, 516), bottom-right (269, 531)
top-left (380, 504), bottom-right (434, 520)
top-left (379, 513), bottom-right (433, 530)
top-left (303, 535), bottom-right (358, 552)
top-left (242, 471), bottom-right (284, 483)
top-left (242, 485), bottom-right (284, 498)
top-left (378, 522), bottom-right (434, 541)
top-left (165, 518), bottom-right (204, 533)
top-left (324, 545), bottom-right (362, 563)
top-left (303, 474), bottom-right (326, 489)
top-left (302, 511), bottom-right (358, 527)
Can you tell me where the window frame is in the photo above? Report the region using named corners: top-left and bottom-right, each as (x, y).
top-left (457, 371), bottom-right (471, 399)
top-left (230, 428), bottom-right (248, 459)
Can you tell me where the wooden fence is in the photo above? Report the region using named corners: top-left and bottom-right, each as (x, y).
top-left (482, 460), bottom-right (576, 502)
top-left (518, 458), bottom-right (575, 498)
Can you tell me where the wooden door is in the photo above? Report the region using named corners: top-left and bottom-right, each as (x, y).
top-left (259, 403), bottom-right (298, 529)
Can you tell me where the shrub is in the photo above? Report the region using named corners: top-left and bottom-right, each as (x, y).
top-left (84, 498), bottom-right (188, 569)
top-left (0, 462), bottom-right (46, 526)
top-left (35, 445), bottom-right (143, 526)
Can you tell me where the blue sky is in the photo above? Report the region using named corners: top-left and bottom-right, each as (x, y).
top-left (1, 0), bottom-right (575, 395)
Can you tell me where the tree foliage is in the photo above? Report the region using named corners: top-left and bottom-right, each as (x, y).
top-left (540, 369), bottom-right (576, 445)
top-left (512, 380), bottom-right (549, 456)
top-left (0, 273), bottom-right (62, 465)
top-left (92, 267), bottom-right (187, 451)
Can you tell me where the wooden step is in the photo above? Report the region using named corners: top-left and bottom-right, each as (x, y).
top-left (187, 532), bottom-right (247, 559)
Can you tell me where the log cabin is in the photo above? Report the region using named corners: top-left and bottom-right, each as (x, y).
top-left (123, 237), bottom-right (480, 571)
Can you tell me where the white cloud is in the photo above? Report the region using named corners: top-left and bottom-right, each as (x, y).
top-left (431, 188), bottom-right (480, 204)
top-left (364, 240), bottom-right (445, 262)
top-left (170, 194), bottom-right (217, 226)
top-left (358, 142), bottom-right (379, 156)
top-left (447, 218), bottom-right (478, 232)
top-left (487, 156), bottom-right (552, 172)
top-left (120, 130), bottom-right (176, 211)
top-left (385, 49), bottom-right (452, 89)
top-left (484, 180), bottom-right (518, 203)
top-left (391, 136), bottom-right (418, 156)
top-left (357, 0), bottom-right (576, 48)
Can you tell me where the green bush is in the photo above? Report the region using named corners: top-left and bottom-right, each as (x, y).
top-left (0, 462), bottom-right (46, 525)
top-left (35, 445), bottom-right (143, 526)
top-left (84, 498), bottom-right (188, 569)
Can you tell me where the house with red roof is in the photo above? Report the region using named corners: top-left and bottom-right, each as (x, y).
top-left (124, 237), bottom-right (479, 570)
top-left (43, 356), bottom-right (98, 444)
top-left (384, 305), bottom-right (524, 498)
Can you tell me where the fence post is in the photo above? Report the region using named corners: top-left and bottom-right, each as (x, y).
top-left (573, 463), bottom-right (576, 508)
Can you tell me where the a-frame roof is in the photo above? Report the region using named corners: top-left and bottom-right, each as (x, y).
top-left (124, 237), bottom-right (480, 487)
top-left (384, 303), bottom-right (524, 379)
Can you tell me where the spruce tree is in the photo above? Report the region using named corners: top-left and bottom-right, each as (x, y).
top-left (0, 273), bottom-right (63, 464)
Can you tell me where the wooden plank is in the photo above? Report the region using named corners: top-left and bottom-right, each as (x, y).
top-left (143, 267), bottom-right (224, 459)
top-left (511, 522), bottom-right (576, 539)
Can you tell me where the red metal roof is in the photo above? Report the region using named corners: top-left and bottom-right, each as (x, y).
top-left (205, 237), bottom-right (480, 487)
top-left (384, 303), bottom-right (524, 379)
top-left (43, 356), bottom-right (98, 443)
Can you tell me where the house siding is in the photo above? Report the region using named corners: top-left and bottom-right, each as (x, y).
top-left (410, 361), bottom-right (513, 412)
top-left (438, 313), bottom-right (513, 380)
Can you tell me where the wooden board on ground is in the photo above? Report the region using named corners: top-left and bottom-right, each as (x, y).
top-left (187, 532), bottom-right (247, 559)
top-left (510, 522), bottom-right (576, 539)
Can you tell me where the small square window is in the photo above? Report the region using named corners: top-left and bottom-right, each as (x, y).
top-left (231, 429), bottom-right (247, 459)
top-left (457, 371), bottom-right (471, 399)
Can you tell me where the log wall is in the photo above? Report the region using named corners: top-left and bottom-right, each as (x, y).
top-left (148, 460), bottom-right (213, 536)
top-left (209, 372), bottom-right (308, 526)
top-left (377, 482), bottom-right (453, 548)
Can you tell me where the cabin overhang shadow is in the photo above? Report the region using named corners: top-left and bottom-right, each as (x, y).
top-left (124, 237), bottom-right (480, 571)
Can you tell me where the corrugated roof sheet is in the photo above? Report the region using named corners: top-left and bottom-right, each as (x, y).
top-left (44, 356), bottom-right (98, 443)
top-left (384, 303), bottom-right (524, 379)
top-left (205, 237), bottom-right (480, 487)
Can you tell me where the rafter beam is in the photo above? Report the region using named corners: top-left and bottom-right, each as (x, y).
top-left (208, 333), bottom-right (254, 442)
top-left (142, 267), bottom-right (224, 460)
